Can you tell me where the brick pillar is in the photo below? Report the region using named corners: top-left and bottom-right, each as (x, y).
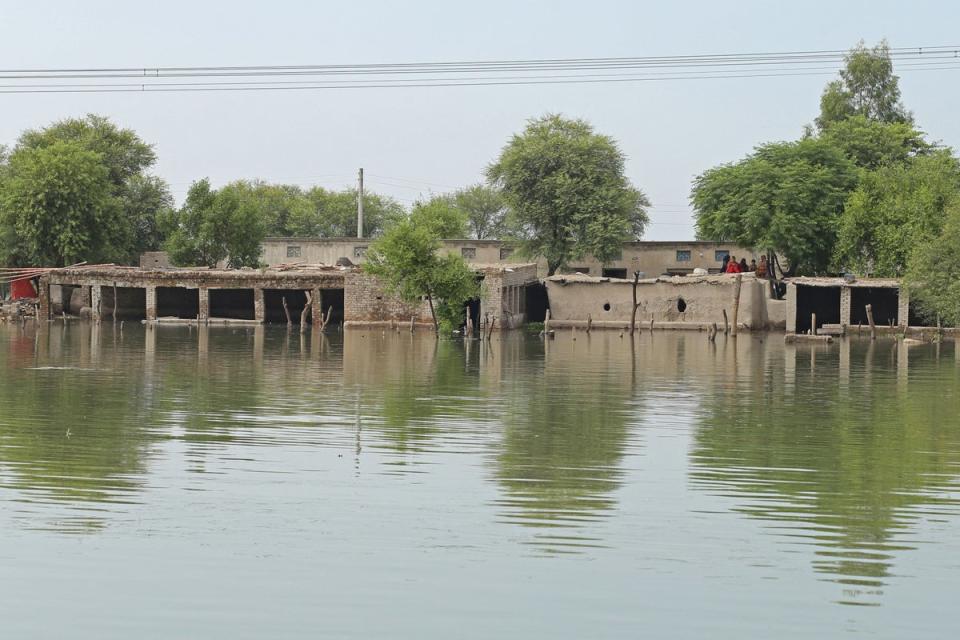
top-left (897, 287), bottom-right (909, 328)
top-left (91, 285), bottom-right (102, 322)
top-left (198, 287), bottom-right (209, 322)
top-left (839, 286), bottom-right (852, 327)
top-left (145, 286), bottom-right (157, 322)
top-left (785, 283), bottom-right (797, 333)
top-left (38, 280), bottom-right (50, 320)
top-left (312, 288), bottom-right (322, 326)
top-left (254, 288), bottom-right (265, 323)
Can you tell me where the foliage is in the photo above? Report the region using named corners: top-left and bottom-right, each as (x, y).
top-left (365, 216), bottom-right (478, 332)
top-left (816, 40), bottom-right (912, 130)
top-left (692, 138), bottom-right (858, 275)
top-left (905, 201), bottom-right (960, 325)
top-left (2, 141), bottom-right (123, 267)
top-left (835, 152), bottom-right (960, 276)
top-left (409, 195), bottom-right (469, 238)
top-left (454, 184), bottom-right (508, 239)
top-left (163, 179), bottom-right (266, 268)
top-left (486, 114), bottom-right (649, 275)
top-left (290, 187), bottom-right (405, 238)
top-left (818, 115), bottom-right (929, 170)
top-left (3, 114), bottom-right (170, 265)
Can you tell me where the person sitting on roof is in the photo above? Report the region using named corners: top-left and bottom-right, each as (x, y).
top-left (725, 255), bottom-right (741, 273)
top-left (757, 255), bottom-right (769, 278)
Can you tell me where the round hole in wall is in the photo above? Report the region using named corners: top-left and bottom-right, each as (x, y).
top-left (603, 302), bottom-right (611, 311)
top-left (677, 297), bottom-right (687, 313)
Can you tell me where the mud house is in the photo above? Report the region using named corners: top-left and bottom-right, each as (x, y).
top-left (262, 237), bottom-right (753, 278)
top-left (38, 263), bottom-right (538, 331)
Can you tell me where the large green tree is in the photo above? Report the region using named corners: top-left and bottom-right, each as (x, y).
top-left (408, 195), bottom-right (469, 238)
top-left (816, 40), bottom-right (912, 130)
top-left (365, 214), bottom-right (478, 332)
top-left (290, 187), bottom-right (405, 238)
top-left (9, 114), bottom-right (172, 263)
top-left (905, 201), bottom-right (960, 325)
top-left (454, 184), bottom-right (508, 239)
top-left (487, 114), bottom-right (649, 275)
top-left (818, 115), bottom-right (929, 170)
top-left (692, 139), bottom-right (858, 275)
top-left (835, 152), bottom-right (960, 276)
top-left (2, 141), bottom-right (122, 267)
top-left (163, 179), bottom-right (266, 268)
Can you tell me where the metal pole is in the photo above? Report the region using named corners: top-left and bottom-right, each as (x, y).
top-left (357, 167), bottom-right (364, 239)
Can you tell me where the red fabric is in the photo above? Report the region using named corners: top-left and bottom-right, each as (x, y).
top-left (725, 262), bottom-right (740, 274)
top-left (10, 279), bottom-right (37, 300)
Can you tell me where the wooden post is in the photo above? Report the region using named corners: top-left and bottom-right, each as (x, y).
top-left (811, 313), bottom-right (817, 336)
top-left (731, 274), bottom-right (742, 337)
top-left (586, 314), bottom-right (592, 334)
top-left (722, 309), bottom-right (729, 335)
top-left (410, 315), bottom-right (415, 333)
top-left (649, 318), bottom-right (654, 332)
top-left (487, 315), bottom-right (496, 339)
top-left (544, 308), bottom-right (552, 334)
top-left (629, 271), bottom-right (640, 336)
top-left (866, 304), bottom-right (876, 340)
top-left (300, 291), bottom-right (312, 333)
top-left (282, 296), bottom-right (292, 326)
top-left (112, 282), bottom-right (118, 323)
top-left (465, 308), bottom-right (472, 337)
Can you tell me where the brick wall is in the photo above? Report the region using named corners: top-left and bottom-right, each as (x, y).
top-left (343, 271), bottom-right (433, 325)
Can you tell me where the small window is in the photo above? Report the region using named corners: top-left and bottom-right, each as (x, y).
top-left (353, 245), bottom-right (368, 258)
top-left (461, 247), bottom-right (477, 259)
top-left (714, 250), bottom-right (729, 262)
top-left (499, 246), bottom-right (513, 260)
top-left (676, 250), bottom-right (692, 262)
top-left (286, 245), bottom-right (301, 258)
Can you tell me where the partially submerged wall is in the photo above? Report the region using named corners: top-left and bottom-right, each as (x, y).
top-left (342, 271), bottom-right (434, 327)
top-left (545, 273), bottom-right (774, 330)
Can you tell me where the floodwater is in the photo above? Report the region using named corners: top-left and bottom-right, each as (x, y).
top-left (1, 323), bottom-right (959, 639)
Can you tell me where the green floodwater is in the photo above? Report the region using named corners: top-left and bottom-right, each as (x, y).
top-left (1, 323), bottom-right (959, 639)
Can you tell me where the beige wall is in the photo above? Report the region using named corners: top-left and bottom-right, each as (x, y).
top-left (545, 273), bottom-right (774, 330)
top-left (262, 238), bottom-right (754, 278)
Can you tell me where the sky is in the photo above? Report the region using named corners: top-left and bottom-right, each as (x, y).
top-left (1, 0), bottom-right (958, 240)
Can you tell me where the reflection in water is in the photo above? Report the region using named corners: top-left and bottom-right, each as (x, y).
top-left (690, 338), bottom-right (960, 606)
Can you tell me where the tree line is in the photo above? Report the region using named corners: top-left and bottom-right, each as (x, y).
top-left (692, 40), bottom-right (960, 324)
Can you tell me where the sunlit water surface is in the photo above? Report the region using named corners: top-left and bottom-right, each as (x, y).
top-left (1, 323), bottom-right (959, 638)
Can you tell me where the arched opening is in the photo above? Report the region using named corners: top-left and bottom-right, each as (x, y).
top-left (603, 302), bottom-right (611, 311)
top-left (677, 297), bottom-right (687, 313)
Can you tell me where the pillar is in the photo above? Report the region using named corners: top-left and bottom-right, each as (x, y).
top-left (253, 288), bottom-right (265, 323)
top-left (312, 288), bottom-right (322, 326)
top-left (785, 283), bottom-right (797, 333)
top-left (145, 286), bottom-right (157, 322)
top-left (91, 285), bottom-right (102, 322)
top-left (38, 280), bottom-right (50, 320)
top-left (897, 287), bottom-right (910, 329)
top-left (198, 287), bottom-right (209, 322)
top-left (839, 286), bottom-right (852, 327)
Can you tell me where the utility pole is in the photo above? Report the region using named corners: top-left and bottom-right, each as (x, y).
top-left (357, 167), bottom-right (364, 239)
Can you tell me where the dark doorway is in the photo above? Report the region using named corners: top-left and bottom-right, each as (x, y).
top-left (795, 285), bottom-right (840, 333)
top-left (602, 268), bottom-right (627, 279)
top-left (525, 282), bottom-right (548, 323)
top-left (157, 287), bottom-right (199, 319)
top-left (209, 288), bottom-right (255, 320)
top-left (462, 298), bottom-right (481, 331)
top-left (851, 287), bottom-right (900, 327)
top-left (319, 289), bottom-right (344, 325)
top-left (101, 287), bottom-right (146, 321)
top-left (264, 289), bottom-right (309, 324)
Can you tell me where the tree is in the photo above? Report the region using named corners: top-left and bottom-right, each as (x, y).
top-left (163, 179), bottom-right (266, 268)
top-left (290, 187), bottom-right (405, 238)
top-left (692, 138), bottom-right (858, 275)
top-left (2, 141), bottom-right (121, 266)
top-left (6, 114), bottom-right (171, 264)
top-left (835, 152), bottom-right (960, 276)
top-left (454, 184), bottom-right (508, 239)
top-left (816, 40), bottom-right (912, 130)
top-left (486, 114), bottom-right (650, 275)
top-left (409, 195), bottom-right (469, 238)
top-left (365, 216), bottom-right (478, 332)
top-left (818, 115), bottom-right (929, 170)
top-left (905, 201), bottom-right (960, 326)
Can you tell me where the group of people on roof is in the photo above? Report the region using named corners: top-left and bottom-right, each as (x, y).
top-left (721, 254), bottom-right (769, 278)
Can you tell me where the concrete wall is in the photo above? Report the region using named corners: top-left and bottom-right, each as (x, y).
top-left (478, 264), bottom-right (539, 330)
top-left (262, 238), bottom-right (754, 278)
top-left (545, 273), bottom-right (773, 329)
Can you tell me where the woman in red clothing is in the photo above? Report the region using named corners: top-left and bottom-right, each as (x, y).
top-left (725, 255), bottom-right (741, 273)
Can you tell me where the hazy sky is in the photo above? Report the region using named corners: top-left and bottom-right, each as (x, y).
top-left (2, 0), bottom-right (958, 240)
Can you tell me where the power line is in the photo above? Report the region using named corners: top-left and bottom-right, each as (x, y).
top-left (0, 46), bottom-right (956, 94)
